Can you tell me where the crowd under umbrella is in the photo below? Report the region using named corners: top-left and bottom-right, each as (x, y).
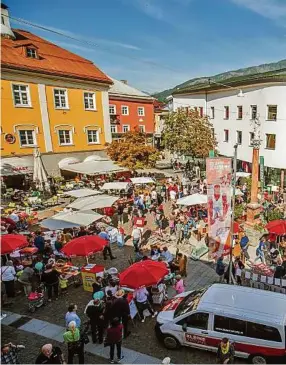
top-left (61, 235), bottom-right (107, 263)
top-left (119, 260), bottom-right (169, 289)
top-left (0, 234), bottom-right (28, 255)
top-left (33, 147), bottom-right (49, 191)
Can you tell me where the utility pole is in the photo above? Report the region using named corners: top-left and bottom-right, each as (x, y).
top-left (229, 143), bottom-right (238, 284)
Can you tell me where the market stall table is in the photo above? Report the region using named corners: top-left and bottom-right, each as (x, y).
top-left (55, 261), bottom-right (81, 287)
top-left (19, 246), bottom-right (39, 266)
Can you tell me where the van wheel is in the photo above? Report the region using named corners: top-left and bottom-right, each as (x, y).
top-left (163, 335), bottom-right (180, 350)
top-left (249, 354), bottom-right (267, 364)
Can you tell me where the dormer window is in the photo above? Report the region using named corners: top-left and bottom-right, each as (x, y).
top-left (26, 47), bottom-right (37, 59)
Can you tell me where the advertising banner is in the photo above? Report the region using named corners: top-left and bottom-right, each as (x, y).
top-left (206, 157), bottom-right (232, 257)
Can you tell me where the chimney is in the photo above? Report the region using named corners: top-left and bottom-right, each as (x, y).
top-left (1, 3), bottom-right (16, 40)
top-left (120, 80), bottom-right (128, 85)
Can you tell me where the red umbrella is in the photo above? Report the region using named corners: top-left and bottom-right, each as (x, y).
top-left (0, 234), bottom-right (28, 255)
top-left (61, 235), bottom-right (107, 257)
top-left (266, 220), bottom-right (286, 235)
top-left (119, 260), bottom-right (169, 289)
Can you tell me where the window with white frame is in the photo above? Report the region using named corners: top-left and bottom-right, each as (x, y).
top-left (122, 125), bottom-right (130, 133)
top-left (138, 107), bottom-right (145, 116)
top-left (224, 129), bottom-right (229, 142)
top-left (210, 107), bottom-right (215, 119)
top-left (121, 106), bottom-right (129, 115)
top-left (236, 130), bottom-right (242, 144)
top-left (12, 84), bottom-right (30, 107)
top-left (109, 105), bottom-right (116, 115)
top-left (54, 89), bottom-right (68, 109)
top-left (87, 130), bottom-right (99, 144)
top-left (251, 105), bottom-right (257, 120)
top-left (237, 106), bottom-right (243, 119)
top-left (26, 47), bottom-right (37, 59)
top-left (224, 106), bottom-right (229, 119)
top-left (267, 105), bottom-right (277, 120)
top-left (249, 132), bottom-right (254, 146)
top-left (139, 125), bottom-right (145, 133)
top-left (19, 130), bottom-right (36, 147)
top-left (110, 125), bottom-right (117, 133)
top-left (84, 92), bottom-right (96, 110)
top-left (58, 130), bottom-right (72, 145)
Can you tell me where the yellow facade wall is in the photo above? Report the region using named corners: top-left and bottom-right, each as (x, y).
top-left (1, 80), bottom-right (46, 156)
top-left (45, 86), bottom-right (106, 153)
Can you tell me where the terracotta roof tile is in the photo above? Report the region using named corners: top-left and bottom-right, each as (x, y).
top-left (1, 29), bottom-right (112, 84)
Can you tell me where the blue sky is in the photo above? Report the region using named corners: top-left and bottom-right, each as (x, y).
top-left (7, 0), bottom-right (286, 92)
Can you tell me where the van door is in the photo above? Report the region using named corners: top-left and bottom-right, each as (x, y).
top-left (176, 312), bottom-right (211, 349)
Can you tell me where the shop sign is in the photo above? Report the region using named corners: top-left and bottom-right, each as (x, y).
top-left (5, 133), bottom-right (16, 144)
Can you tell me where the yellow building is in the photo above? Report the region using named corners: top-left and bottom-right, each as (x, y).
top-left (1, 4), bottom-right (112, 174)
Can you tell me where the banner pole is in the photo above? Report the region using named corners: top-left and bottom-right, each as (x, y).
top-left (229, 143), bottom-right (238, 284)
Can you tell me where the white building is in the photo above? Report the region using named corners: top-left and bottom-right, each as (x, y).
top-left (172, 69), bottom-right (286, 181)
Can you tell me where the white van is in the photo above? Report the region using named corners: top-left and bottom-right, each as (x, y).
top-left (155, 284), bottom-right (286, 364)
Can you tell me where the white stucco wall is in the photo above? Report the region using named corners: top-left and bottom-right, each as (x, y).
top-left (173, 83), bottom-right (286, 169)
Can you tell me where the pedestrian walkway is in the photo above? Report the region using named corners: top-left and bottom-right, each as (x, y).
top-left (1, 311), bottom-right (160, 364)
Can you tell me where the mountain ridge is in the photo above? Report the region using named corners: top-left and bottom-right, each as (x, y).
top-left (153, 59), bottom-right (286, 102)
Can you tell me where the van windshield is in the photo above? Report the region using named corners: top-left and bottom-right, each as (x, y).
top-left (174, 288), bottom-right (207, 318)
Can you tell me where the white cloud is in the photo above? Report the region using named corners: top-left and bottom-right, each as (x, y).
top-left (231, 0), bottom-right (286, 20)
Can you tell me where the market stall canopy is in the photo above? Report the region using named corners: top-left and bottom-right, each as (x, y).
top-left (0, 157), bottom-right (33, 176)
top-left (234, 188), bottom-right (244, 196)
top-left (68, 195), bottom-right (119, 210)
top-left (0, 234), bottom-right (28, 254)
top-left (266, 220), bottom-right (286, 235)
top-left (64, 188), bottom-right (101, 198)
top-left (236, 172), bottom-right (251, 180)
top-left (177, 193), bottom-right (207, 206)
top-left (58, 157), bottom-right (80, 169)
top-left (40, 210), bottom-right (103, 230)
top-left (100, 182), bottom-right (131, 191)
top-left (59, 156), bottom-right (126, 175)
top-left (130, 177), bottom-right (155, 184)
top-left (119, 260), bottom-right (168, 289)
top-left (61, 235), bottom-right (107, 257)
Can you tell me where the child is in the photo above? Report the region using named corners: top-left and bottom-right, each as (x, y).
top-left (59, 274), bottom-right (68, 295)
top-left (174, 274), bottom-right (185, 294)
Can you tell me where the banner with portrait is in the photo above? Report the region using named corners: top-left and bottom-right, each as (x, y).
top-left (206, 157), bottom-right (232, 257)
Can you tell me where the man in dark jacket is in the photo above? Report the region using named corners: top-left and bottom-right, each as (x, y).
top-left (86, 299), bottom-right (105, 344)
top-left (111, 289), bottom-right (131, 338)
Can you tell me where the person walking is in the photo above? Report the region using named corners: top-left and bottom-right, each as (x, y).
top-left (117, 203), bottom-right (124, 225)
top-left (41, 264), bottom-right (60, 302)
top-left (255, 237), bottom-right (267, 264)
top-left (65, 304), bottom-right (81, 329)
top-left (99, 228), bottom-right (116, 260)
top-left (239, 232), bottom-right (250, 261)
top-left (216, 337), bottom-right (235, 364)
top-left (86, 298), bottom-right (105, 344)
top-left (1, 343), bottom-right (25, 364)
top-left (105, 318), bottom-right (124, 364)
top-left (133, 287), bottom-right (157, 323)
top-left (174, 275), bottom-right (185, 294)
top-left (111, 289), bottom-right (131, 338)
top-left (34, 231), bottom-right (45, 254)
top-left (1, 260), bottom-right (16, 298)
top-left (216, 257), bottom-right (225, 283)
top-left (63, 321), bottom-right (84, 364)
top-left (131, 225), bottom-right (142, 252)
top-left (17, 266), bottom-right (34, 296)
top-left (35, 344), bottom-right (65, 364)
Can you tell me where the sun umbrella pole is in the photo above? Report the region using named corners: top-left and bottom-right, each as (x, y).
top-left (86, 256), bottom-right (89, 264)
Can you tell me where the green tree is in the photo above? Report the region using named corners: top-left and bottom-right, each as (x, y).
top-left (107, 130), bottom-right (160, 170)
top-left (163, 107), bottom-right (217, 157)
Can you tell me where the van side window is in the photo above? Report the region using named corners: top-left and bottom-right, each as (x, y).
top-left (178, 313), bottom-right (209, 330)
top-left (246, 323), bottom-right (281, 342)
top-left (214, 316), bottom-right (281, 342)
top-left (214, 315), bottom-right (246, 336)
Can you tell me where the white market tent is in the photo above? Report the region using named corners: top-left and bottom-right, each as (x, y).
top-left (130, 177), bottom-right (155, 184)
top-left (177, 193), bottom-right (207, 206)
top-left (59, 156), bottom-right (126, 176)
top-left (234, 188), bottom-right (244, 196)
top-left (68, 194), bottom-right (119, 211)
top-left (40, 210), bottom-right (103, 230)
top-left (236, 172), bottom-right (251, 181)
top-left (100, 182), bottom-right (131, 191)
top-left (64, 188), bottom-right (101, 198)
top-left (0, 157), bottom-right (33, 176)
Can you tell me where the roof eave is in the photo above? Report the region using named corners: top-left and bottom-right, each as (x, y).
top-left (1, 63), bottom-right (113, 85)
top-left (109, 93), bottom-right (154, 101)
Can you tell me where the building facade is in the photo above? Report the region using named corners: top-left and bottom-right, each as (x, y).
top-left (172, 70), bottom-right (286, 184)
top-left (108, 79), bottom-right (154, 140)
top-left (1, 5), bottom-right (112, 168)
